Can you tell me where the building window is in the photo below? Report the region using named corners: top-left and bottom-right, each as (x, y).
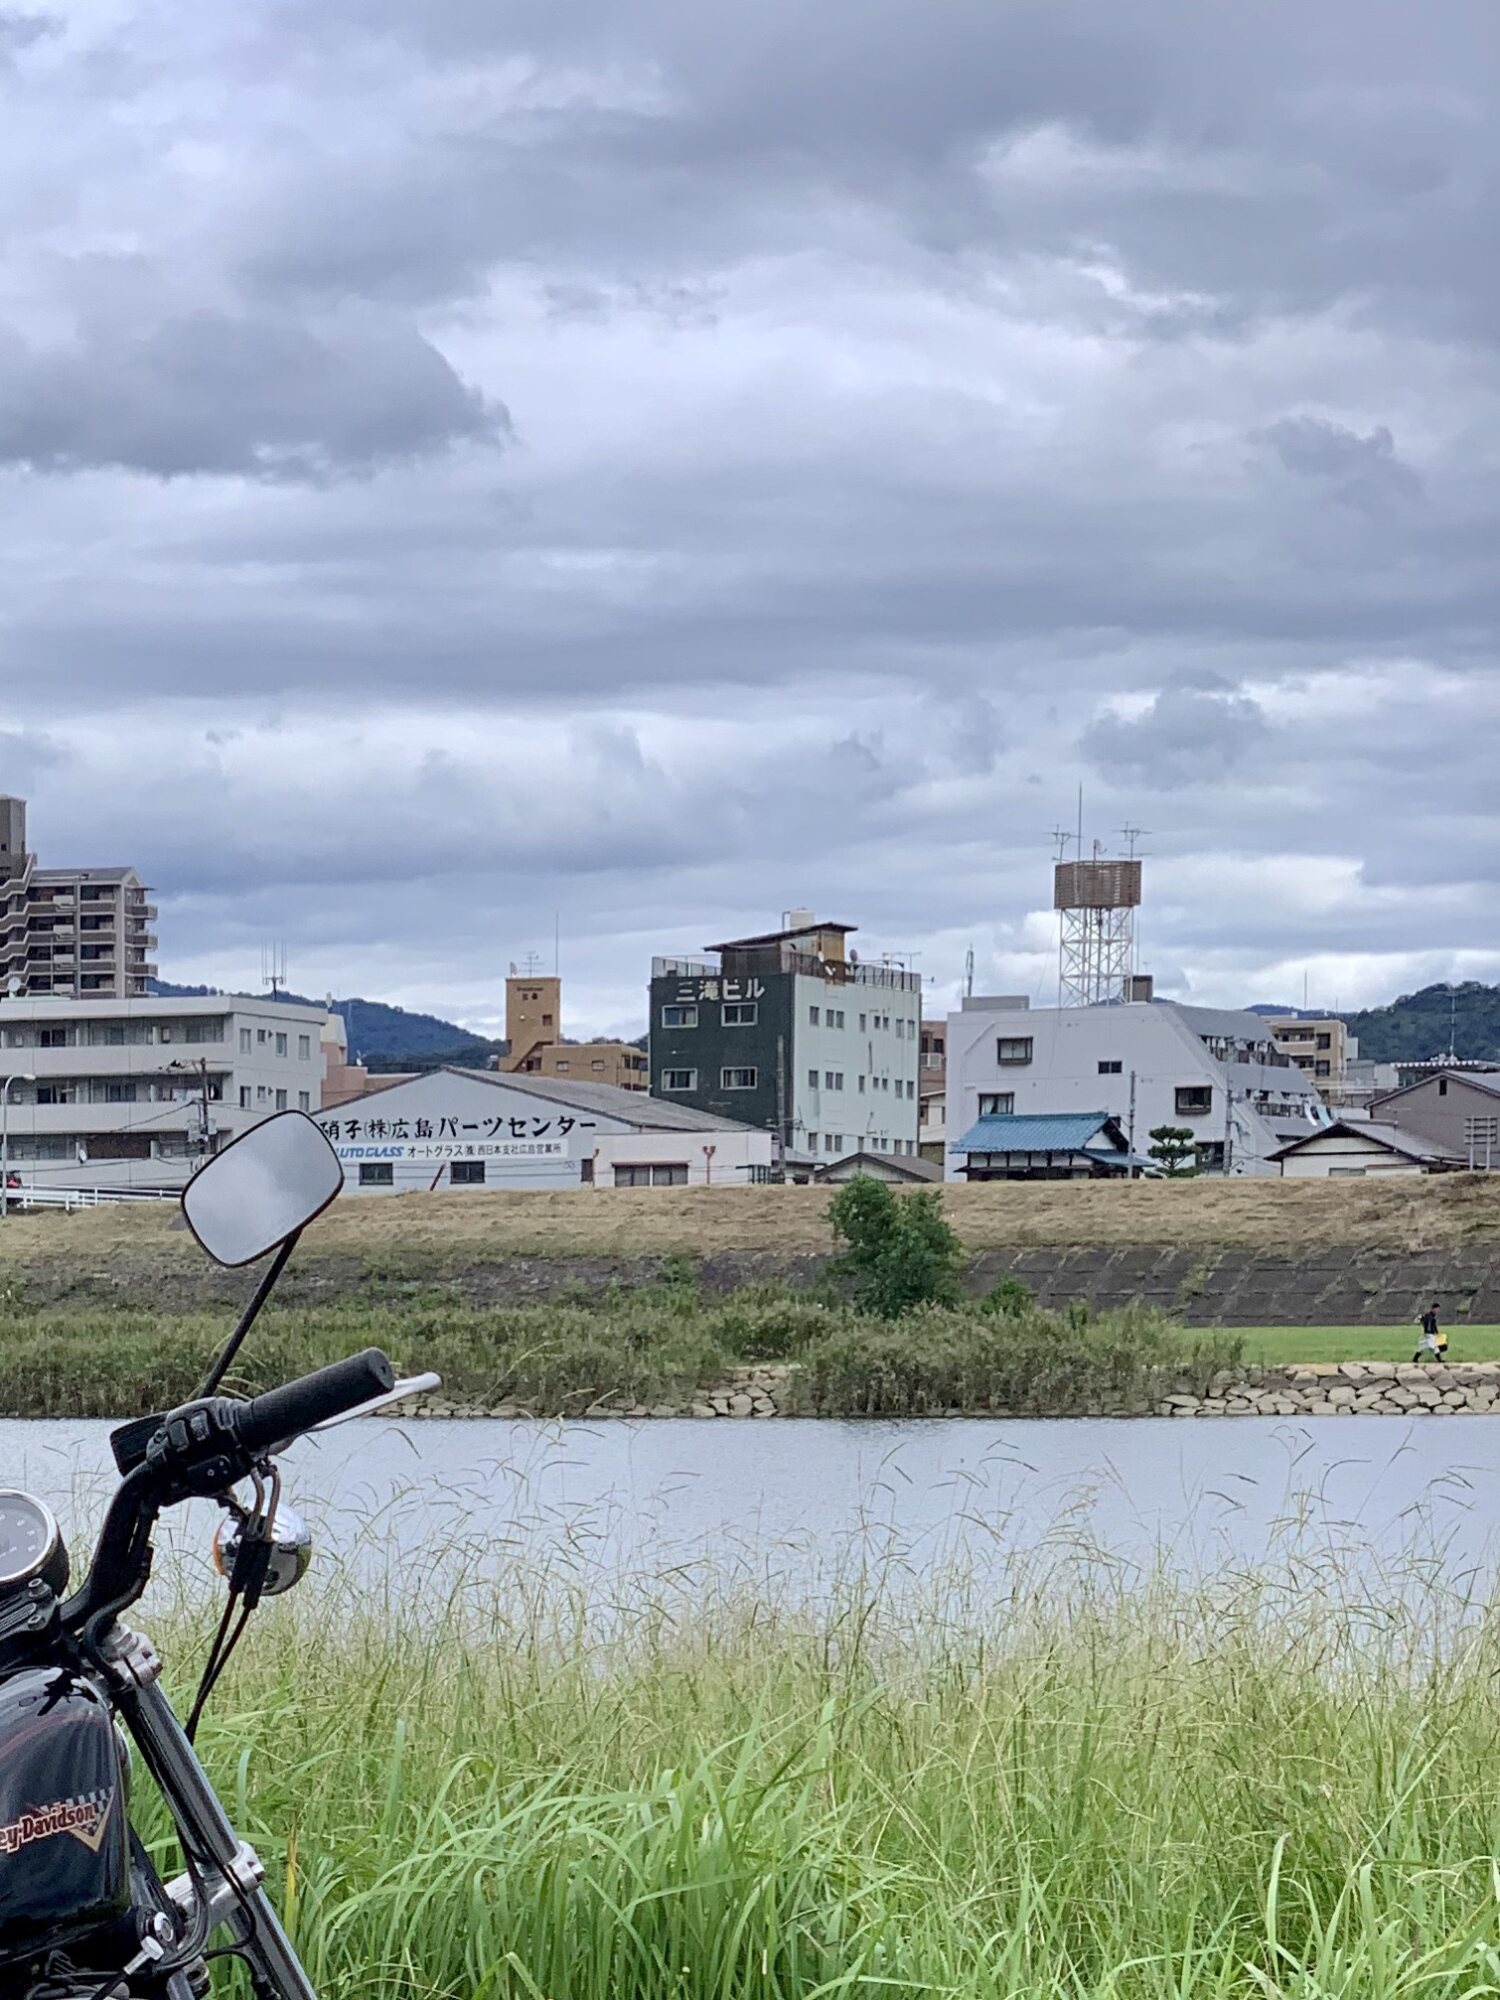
top-left (103, 1082), bottom-right (136, 1104)
top-left (451, 1160), bottom-right (486, 1186)
top-left (1098, 1060), bottom-right (1123, 1075)
top-left (859, 1014), bottom-right (867, 1033)
top-left (826, 1134), bottom-right (841, 1152)
top-left (37, 1084), bottom-right (75, 1105)
top-left (1316, 1033), bottom-right (1331, 1051)
top-left (661, 1004), bottom-right (699, 1029)
top-left (541, 1014), bottom-right (554, 1028)
top-left (554, 1060), bottom-right (570, 1072)
top-left (1315, 1061), bottom-right (1330, 1078)
top-left (723, 1001), bottom-right (758, 1026)
top-left (721, 1067), bottom-right (757, 1090)
top-left (239, 1086), bottom-right (251, 1109)
top-left (274, 1032), bottom-right (288, 1058)
top-left (1176, 1085), bottom-right (1213, 1116)
top-left (896, 1019), bottom-right (905, 1039)
top-left (38, 1027), bottom-right (68, 1049)
top-left (580, 1157), bottom-right (594, 1184)
top-left (239, 1028), bottom-right (252, 1054)
top-left (298, 1035), bottom-right (312, 1060)
top-left (256, 1085), bottom-right (269, 1104)
top-left (979, 1092), bottom-right (1014, 1116)
top-left (808, 1068), bottom-right (820, 1090)
top-left (809, 1005), bottom-right (820, 1026)
top-left (615, 1163), bottom-right (689, 1187)
top-left (257, 1029), bottom-right (267, 1045)
top-left (662, 1068), bottom-right (698, 1092)
top-left (906, 1079), bottom-right (915, 1099)
top-left (996, 1037), bottom-right (1033, 1066)
top-left (1439, 1078), bottom-right (1449, 1097)
top-left (275, 1089), bottom-right (288, 1111)
top-left (825, 1071), bottom-right (843, 1090)
top-left (807, 1132), bottom-right (818, 1150)
top-left (829, 1009), bottom-right (845, 1029)
top-left (359, 1162), bottom-right (394, 1187)
top-left (298, 1092), bottom-right (310, 1112)
top-left (858, 1075), bottom-right (866, 1093)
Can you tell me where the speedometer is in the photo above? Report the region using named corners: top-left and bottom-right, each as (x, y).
top-left (0, 1492), bottom-right (68, 1595)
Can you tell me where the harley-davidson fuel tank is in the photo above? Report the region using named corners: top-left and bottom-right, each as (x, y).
top-left (0, 1665), bottom-right (130, 1964)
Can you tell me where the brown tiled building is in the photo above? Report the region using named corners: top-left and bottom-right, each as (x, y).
top-left (499, 971), bottom-right (648, 1092)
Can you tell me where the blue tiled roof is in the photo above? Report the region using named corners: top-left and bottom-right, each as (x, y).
top-left (950, 1111), bottom-right (1119, 1155)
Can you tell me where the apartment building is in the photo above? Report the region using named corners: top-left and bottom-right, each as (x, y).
top-left (946, 996), bottom-right (1327, 1180)
top-left (649, 912), bottom-right (921, 1168)
top-left (0, 796), bottom-right (157, 1000)
top-left (499, 971), bottom-right (648, 1092)
top-left (0, 994), bottom-right (327, 1190)
top-left (1263, 1014), bottom-right (1351, 1094)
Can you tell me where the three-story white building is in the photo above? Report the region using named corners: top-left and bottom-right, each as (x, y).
top-left (0, 995), bottom-right (328, 1191)
top-left (946, 996), bottom-right (1328, 1179)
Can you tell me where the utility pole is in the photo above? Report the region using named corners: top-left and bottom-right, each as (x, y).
top-left (1, 1072), bottom-right (36, 1220)
top-left (1127, 1068), bottom-right (1138, 1174)
top-left (1223, 1087), bottom-right (1235, 1178)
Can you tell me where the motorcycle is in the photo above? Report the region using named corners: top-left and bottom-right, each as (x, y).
top-left (0, 1111), bottom-right (439, 1998)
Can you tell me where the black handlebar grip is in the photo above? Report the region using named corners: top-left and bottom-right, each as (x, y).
top-left (233, 1349), bottom-right (396, 1455)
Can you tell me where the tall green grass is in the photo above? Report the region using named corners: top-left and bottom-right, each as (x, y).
top-left (0, 1287), bottom-right (1242, 1418)
top-left (135, 1530), bottom-right (1500, 2000)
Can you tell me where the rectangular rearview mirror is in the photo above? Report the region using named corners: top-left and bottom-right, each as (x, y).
top-left (181, 1111), bottom-right (344, 1267)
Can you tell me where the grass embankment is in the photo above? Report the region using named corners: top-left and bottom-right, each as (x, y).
top-left (1242, 1326), bottom-right (1500, 1365)
top-left (146, 1549), bottom-right (1500, 2000)
top-left (7, 1167), bottom-right (1500, 1272)
top-left (0, 1287), bottom-right (1242, 1418)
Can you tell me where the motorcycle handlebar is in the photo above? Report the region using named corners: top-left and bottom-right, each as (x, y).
top-left (232, 1349), bottom-right (396, 1456)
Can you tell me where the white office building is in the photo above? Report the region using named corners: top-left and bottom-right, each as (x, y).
top-left (946, 996), bottom-right (1329, 1180)
top-left (0, 995), bottom-right (328, 1192)
top-left (317, 1067), bottom-right (774, 1194)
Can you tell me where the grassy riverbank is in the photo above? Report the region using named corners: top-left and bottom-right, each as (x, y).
top-left (0, 1287), bottom-right (1241, 1418)
top-left (145, 1544), bottom-right (1500, 2000)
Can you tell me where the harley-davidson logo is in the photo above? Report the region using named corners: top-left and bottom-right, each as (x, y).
top-left (0, 1791), bottom-right (114, 1857)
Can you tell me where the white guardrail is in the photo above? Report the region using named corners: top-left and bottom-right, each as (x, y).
top-left (6, 1185), bottom-right (180, 1212)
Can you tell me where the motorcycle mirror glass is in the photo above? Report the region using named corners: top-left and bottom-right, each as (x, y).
top-left (181, 1111), bottom-right (343, 1267)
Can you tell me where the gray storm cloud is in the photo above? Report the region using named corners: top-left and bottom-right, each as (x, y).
top-left (0, 0), bottom-right (1495, 1021)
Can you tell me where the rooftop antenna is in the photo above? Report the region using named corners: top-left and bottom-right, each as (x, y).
top-left (520, 951), bottom-right (544, 978)
top-left (261, 942), bottom-right (287, 1000)
top-left (964, 946), bottom-right (975, 1000)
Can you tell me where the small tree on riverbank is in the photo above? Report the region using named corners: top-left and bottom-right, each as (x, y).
top-left (826, 1178), bottom-right (965, 1316)
top-left (1148, 1125), bottom-right (1197, 1176)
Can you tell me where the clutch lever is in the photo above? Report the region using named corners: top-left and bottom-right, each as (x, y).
top-left (309, 1372), bottom-right (443, 1430)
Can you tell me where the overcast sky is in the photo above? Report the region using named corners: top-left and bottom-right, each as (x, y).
top-left (2, 0), bottom-right (1496, 1039)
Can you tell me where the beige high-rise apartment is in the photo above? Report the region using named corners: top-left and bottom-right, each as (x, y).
top-left (0, 796), bottom-right (158, 1000)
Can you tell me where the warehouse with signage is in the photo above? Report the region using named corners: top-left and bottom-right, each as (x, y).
top-left (316, 1067), bottom-right (774, 1194)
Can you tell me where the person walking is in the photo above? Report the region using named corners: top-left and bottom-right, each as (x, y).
top-left (1413, 1300), bottom-right (1446, 1364)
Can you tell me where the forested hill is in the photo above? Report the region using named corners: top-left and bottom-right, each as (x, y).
top-left (1345, 982), bottom-right (1500, 1064)
top-left (150, 982), bottom-right (503, 1072)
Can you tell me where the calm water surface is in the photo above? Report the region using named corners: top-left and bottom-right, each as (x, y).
top-left (4, 1415), bottom-right (1499, 1610)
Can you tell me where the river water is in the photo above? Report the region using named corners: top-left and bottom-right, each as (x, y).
top-left (5, 1415), bottom-right (1499, 1614)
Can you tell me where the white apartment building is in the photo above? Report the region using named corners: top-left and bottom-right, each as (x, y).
top-left (0, 995), bottom-right (328, 1190)
top-left (946, 996), bottom-right (1329, 1180)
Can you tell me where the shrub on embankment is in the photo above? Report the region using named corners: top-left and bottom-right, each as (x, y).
top-left (0, 1285), bottom-right (1241, 1419)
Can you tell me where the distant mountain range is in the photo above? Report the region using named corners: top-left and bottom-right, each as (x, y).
top-left (150, 982), bottom-right (503, 1072)
top-left (1343, 982), bottom-right (1500, 1065)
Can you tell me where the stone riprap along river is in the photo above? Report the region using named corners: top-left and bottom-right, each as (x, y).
top-left (402, 1360), bottom-right (1500, 1420)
